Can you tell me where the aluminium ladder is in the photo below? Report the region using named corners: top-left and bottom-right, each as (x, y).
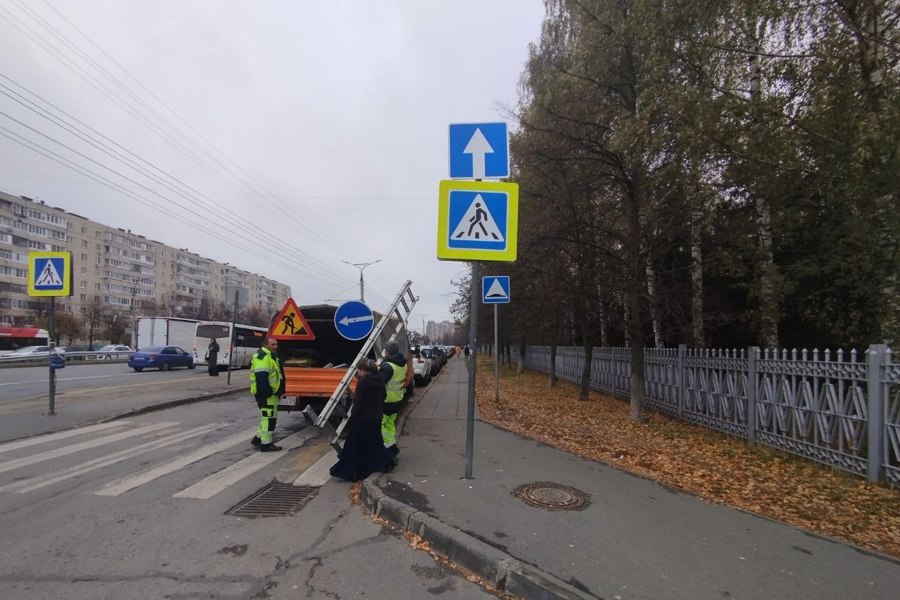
top-left (303, 280), bottom-right (417, 452)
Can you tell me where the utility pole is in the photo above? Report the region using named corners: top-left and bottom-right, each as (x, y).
top-left (341, 259), bottom-right (381, 303)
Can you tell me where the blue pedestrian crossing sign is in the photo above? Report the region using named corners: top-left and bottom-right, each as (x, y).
top-left (482, 276), bottom-right (510, 304)
top-left (334, 300), bottom-right (375, 341)
top-left (449, 122), bottom-right (509, 179)
top-left (437, 180), bottom-right (518, 262)
top-left (27, 251), bottom-right (72, 297)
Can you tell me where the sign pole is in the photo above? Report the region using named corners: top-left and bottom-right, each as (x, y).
top-left (494, 303), bottom-right (499, 403)
top-left (227, 288), bottom-right (238, 385)
top-left (48, 297), bottom-right (56, 415)
top-left (465, 261), bottom-right (479, 479)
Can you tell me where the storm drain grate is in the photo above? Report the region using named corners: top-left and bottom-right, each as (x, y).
top-left (226, 483), bottom-right (319, 518)
top-left (512, 482), bottom-right (590, 511)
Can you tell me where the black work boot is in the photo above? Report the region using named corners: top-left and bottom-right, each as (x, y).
top-left (250, 436), bottom-right (261, 447)
top-left (259, 443), bottom-right (283, 452)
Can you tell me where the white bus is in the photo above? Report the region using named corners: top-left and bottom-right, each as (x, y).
top-left (193, 321), bottom-right (267, 370)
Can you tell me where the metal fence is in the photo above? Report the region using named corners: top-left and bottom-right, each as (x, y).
top-left (508, 345), bottom-right (900, 487)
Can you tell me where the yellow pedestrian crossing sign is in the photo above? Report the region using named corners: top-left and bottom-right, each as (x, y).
top-left (437, 180), bottom-right (518, 262)
top-left (27, 251), bottom-right (72, 297)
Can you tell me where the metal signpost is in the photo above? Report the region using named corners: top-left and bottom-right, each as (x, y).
top-left (27, 251), bottom-right (73, 416)
top-left (482, 276), bottom-right (510, 403)
top-left (438, 122), bottom-right (518, 479)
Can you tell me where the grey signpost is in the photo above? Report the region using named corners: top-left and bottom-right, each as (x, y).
top-left (440, 123), bottom-right (518, 479)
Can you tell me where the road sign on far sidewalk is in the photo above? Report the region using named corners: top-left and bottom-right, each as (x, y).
top-left (482, 276), bottom-right (510, 304)
top-left (334, 301), bottom-right (375, 341)
top-left (449, 122), bottom-right (509, 179)
top-left (27, 251), bottom-right (72, 297)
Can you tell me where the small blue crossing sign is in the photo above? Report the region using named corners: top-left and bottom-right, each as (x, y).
top-left (449, 122), bottom-right (509, 179)
top-left (334, 301), bottom-right (375, 341)
top-left (437, 180), bottom-right (519, 262)
top-left (482, 276), bottom-right (510, 304)
top-left (27, 251), bottom-right (72, 297)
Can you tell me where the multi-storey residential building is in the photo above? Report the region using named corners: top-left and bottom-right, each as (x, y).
top-left (426, 320), bottom-right (455, 344)
top-left (0, 191), bottom-right (291, 328)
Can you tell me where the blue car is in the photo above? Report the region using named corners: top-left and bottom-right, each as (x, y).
top-left (128, 346), bottom-right (195, 372)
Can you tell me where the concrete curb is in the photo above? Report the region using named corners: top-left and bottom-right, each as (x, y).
top-left (99, 387), bottom-right (246, 422)
top-left (360, 476), bottom-right (599, 600)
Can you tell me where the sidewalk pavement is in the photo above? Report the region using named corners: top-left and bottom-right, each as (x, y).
top-left (361, 358), bottom-right (900, 600)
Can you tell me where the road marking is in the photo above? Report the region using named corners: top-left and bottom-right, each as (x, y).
top-left (0, 374), bottom-right (120, 386)
top-left (0, 421), bottom-right (129, 455)
top-left (59, 375), bottom-right (214, 397)
top-left (93, 430), bottom-right (252, 496)
top-left (0, 424), bottom-right (223, 493)
top-left (292, 445), bottom-right (337, 487)
top-left (0, 422), bottom-right (178, 475)
top-left (174, 429), bottom-right (318, 499)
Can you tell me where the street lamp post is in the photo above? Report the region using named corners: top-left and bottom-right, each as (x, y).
top-left (341, 259), bottom-right (381, 303)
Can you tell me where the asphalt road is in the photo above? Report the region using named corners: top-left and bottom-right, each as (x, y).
top-left (0, 395), bottom-right (495, 599)
top-left (0, 361), bottom-right (203, 402)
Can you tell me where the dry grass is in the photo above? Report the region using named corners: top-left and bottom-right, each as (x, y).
top-left (475, 358), bottom-right (900, 558)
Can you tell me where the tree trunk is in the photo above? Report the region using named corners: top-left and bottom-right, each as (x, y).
top-left (549, 343), bottom-right (558, 387)
top-left (579, 335), bottom-right (592, 401)
top-left (646, 262), bottom-right (663, 348)
top-left (517, 335), bottom-right (526, 374)
top-left (749, 21), bottom-right (780, 349)
top-left (690, 204), bottom-right (705, 347)
top-left (598, 283), bottom-right (609, 347)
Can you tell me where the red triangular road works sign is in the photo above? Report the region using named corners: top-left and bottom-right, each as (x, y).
top-left (268, 298), bottom-right (315, 341)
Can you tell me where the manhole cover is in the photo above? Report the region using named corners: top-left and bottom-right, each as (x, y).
top-left (227, 483), bottom-right (318, 518)
top-left (512, 482), bottom-right (590, 511)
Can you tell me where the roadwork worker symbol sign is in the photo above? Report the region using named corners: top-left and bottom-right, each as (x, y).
top-left (437, 180), bottom-right (518, 262)
top-left (269, 298), bottom-right (315, 341)
top-left (27, 251), bottom-right (72, 297)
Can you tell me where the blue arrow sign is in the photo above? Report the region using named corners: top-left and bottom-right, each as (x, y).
top-left (482, 276), bottom-right (510, 304)
top-left (449, 122), bottom-right (509, 179)
top-left (334, 301), bottom-right (375, 341)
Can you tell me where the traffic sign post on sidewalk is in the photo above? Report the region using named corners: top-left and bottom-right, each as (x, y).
top-left (482, 276), bottom-right (510, 404)
top-left (439, 121), bottom-right (518, 479)
top-left (27, 251), bottom-right (73, 416)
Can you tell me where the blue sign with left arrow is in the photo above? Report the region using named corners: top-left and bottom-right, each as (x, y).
top-left (334, 301), bottom-right (375, 341)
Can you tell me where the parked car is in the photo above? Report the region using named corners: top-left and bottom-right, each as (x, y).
top-left (4, 345), bottom-right (51, 357)
top-left (128, 346), bottom-right (195, 372)
top-left (419, 346), bottom-right (441, 376)
top-left (94, 344), bottom-right (132, 360)
top-left (62, 345), bottom-right (92, 360)
top-left (409, 345), bottom-right (433, 385)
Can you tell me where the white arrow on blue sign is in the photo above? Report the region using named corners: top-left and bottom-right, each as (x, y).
top-left (482, 276), bottom-right (510, 304)
top-left (449, 122), bottom-right (509, 179)
top-left (334, 301), bottom-right (375, 341)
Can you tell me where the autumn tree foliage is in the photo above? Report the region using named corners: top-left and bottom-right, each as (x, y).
top-left (454, 0), bottom-right (899, 421)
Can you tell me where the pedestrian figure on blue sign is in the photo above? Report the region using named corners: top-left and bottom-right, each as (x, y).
top-left (466, 202), bottom-right (490, 239)
top-left (37, 262), bottom-right (56, 285)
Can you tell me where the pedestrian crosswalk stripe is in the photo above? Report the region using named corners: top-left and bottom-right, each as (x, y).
top-left (0, 422), bottom-right (177, 475)
top-left (174, 429), bottom-right (317, 499)
top-left (0, 423), bottom-right (225, 494)
top-left (0, 421), bottom-right (130, 455)
top-left (93, 430), bottom-right (252, 496)
top-left (292, 445), bottom-right (337, 487)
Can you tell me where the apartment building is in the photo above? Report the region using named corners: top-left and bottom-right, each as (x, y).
top-left (0, 191), bottom-right (291, 327)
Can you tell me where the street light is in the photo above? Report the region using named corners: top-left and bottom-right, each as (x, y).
top-left (341, 259), bottom-right (381, 303)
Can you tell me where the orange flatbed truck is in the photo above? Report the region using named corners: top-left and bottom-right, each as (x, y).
top-left (275, 304), bottom-right (408, 413)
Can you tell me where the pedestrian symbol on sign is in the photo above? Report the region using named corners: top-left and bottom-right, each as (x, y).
top-left (36, 259), bottom-right (63, 287)
top-left (451, 194), bottom-right (504, 242)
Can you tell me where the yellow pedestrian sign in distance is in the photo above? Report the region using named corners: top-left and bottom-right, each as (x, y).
top-left (27, 251), bottom-right (72, 297)
top-left (436, 179), bottom-right (519, 262)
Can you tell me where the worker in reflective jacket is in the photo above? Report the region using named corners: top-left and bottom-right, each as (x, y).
top-left (379, 339), bottom-right (408, 457)
top-left (249, 337), bottom-right (285, 452)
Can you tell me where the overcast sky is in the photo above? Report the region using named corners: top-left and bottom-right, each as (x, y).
top-left (0, 0), bottom-right (545, 330)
